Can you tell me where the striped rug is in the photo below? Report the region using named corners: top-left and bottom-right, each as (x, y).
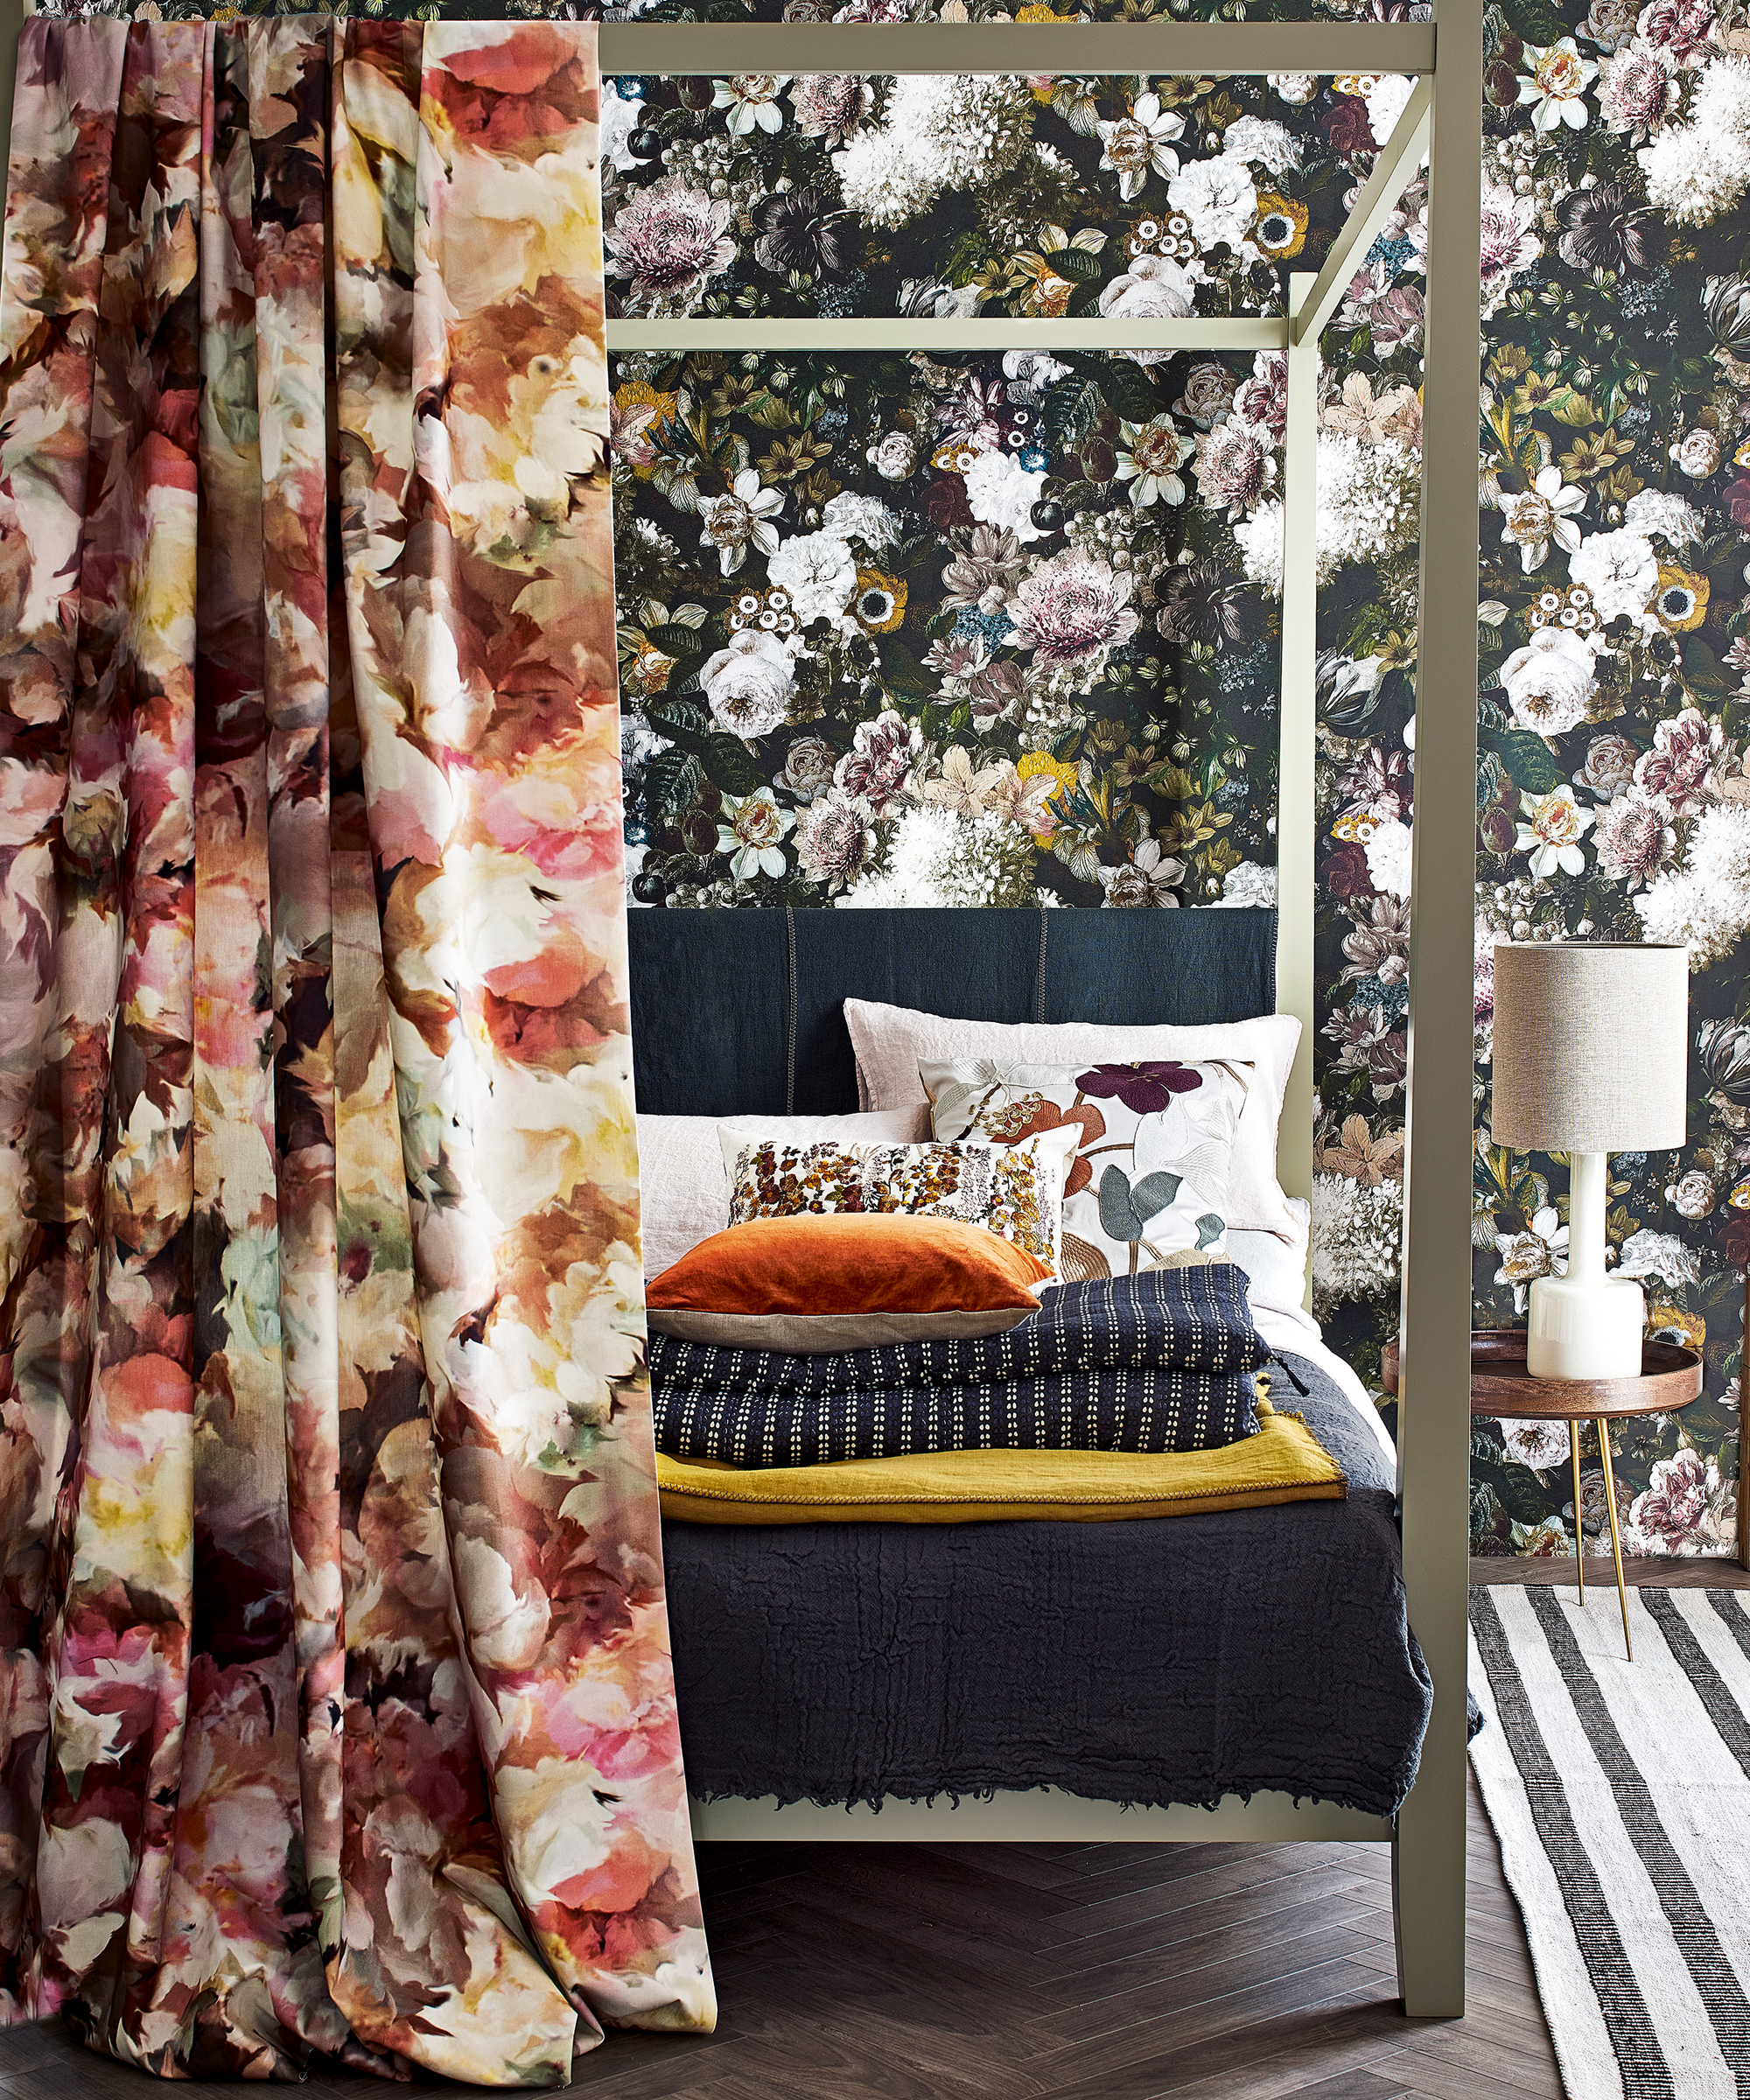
top-left (1469, 1585), bottom-right (1750, 2100)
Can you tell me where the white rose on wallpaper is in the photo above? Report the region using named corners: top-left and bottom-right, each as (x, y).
top-left (1364, 819), bottom-right (1414, 899)
top-left (599, 83), bottom-right (650, 172)
top-left (700, 630), bottom-right (796, 738)
top-left (1366, 74), bottom-right (1418, 147)
top-left (1220, 115), bottom-right (1302, 172)
top-left (766, 530), bottom-right (858, 627)
top-left (1268, 72), bottom-right (1320, 103)
top-left (1566, 526), bottom-right (1659, 622)
top-left (867, 430), bottom-right (919, 480)
top-left (1166, 157), bottom-right (1259, 249)
top-left (1096, 254), bottom-right (1199, 364)
top-left (1672, 424), bottom-right (1724, 476)
top-left (1500, 1418), bottom-right (1572, 1472)
top-left (1587, 0), bottom-right (1642, 49)
top-left (964, 448), bottom-right (1048, 542)
top-left (1668, 1166), bottom-right (1718, 1217)
top-left (821, 490), bottom-right (900, 550)
top-left (1500, 626), bottom-right (1599, 733)
top-left (1624, 486), bottom-right (1705, 542)
top-left (1216, 861), bottom-right (1277, 908)
top-left (1616, 1227), bottom-right (1704, 1285)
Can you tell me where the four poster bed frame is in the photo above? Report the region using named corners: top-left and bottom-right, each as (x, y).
top-left (597, 7), bottom-right (1484, 2020)
top-left (0, 0), bottom-right (1485, 2021)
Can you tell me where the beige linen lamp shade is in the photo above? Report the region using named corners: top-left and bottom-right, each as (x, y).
top-left (1491, 942), bottom-right (1688, 1155)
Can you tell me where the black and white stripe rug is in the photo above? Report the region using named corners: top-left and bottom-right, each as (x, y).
top-left (1469, 1585), bottom-right (1750, 2099)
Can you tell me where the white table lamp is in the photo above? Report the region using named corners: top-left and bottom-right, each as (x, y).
top-left (1491, 942), bottom-right (1689, 1380)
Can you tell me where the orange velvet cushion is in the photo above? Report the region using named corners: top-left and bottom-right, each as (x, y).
top-left (647, 1214), bottom-right (1051, 1353)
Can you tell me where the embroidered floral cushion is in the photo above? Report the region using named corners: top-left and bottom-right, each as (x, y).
top-left (923, 1059), bottom-right (1250, 1284)
top-left (718, 1126), bottom-right (1079, 1275)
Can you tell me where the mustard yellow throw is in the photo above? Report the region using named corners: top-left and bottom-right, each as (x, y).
top-left (655, 1397), bottom-right (1345, 1526)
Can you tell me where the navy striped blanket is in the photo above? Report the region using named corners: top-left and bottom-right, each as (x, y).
top-left (648, 1263), bottom-right (1266, 1467)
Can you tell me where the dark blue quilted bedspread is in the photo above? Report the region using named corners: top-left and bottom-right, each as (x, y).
top-left (662, 1353), bottom-right (1432, 1817)
top-left (649, 1264), bottom-right (1268, 1466)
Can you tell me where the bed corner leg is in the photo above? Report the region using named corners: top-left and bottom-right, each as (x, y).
top-left (1391, 1774), bottom-right (1466, 2018)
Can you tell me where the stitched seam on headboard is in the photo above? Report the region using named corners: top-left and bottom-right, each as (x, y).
top-left (1037, 908), bottom-right (1047, 1024)
top-left (785, 906), bottom-right (798, 1115)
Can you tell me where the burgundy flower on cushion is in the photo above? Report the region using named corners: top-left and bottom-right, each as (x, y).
top-left (1074, 1061), bottom-right (1204, 1114)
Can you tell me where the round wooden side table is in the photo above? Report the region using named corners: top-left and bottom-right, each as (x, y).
top-left (1381, 1332), bottom-right (1703, 1659)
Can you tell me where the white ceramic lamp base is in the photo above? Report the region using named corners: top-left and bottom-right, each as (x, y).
top-left (1525, 1272), bottom-right (1646, 1381)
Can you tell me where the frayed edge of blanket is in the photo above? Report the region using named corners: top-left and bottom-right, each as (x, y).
top-left (687, 1774), bottom-right (1417, 1818)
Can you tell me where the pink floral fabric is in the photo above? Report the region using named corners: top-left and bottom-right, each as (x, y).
top-left (0, 16), bottom-right (711, 2080)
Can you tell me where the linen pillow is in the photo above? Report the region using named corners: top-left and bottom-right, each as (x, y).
top-left (647, 1214), bottom-right (1052, 1351)
top-left (924, 1058), bottom-right (1248, 1283)
top-left (637, 1109), bottom-right (928, 1278)
top-left (844, 998), bottom-right (1300, 1241)
top-left (718, 1125), bottom-right (1080, 1275)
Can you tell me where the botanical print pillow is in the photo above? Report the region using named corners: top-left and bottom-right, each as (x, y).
top-left (923, 1060), bottom-right (1250, 1284)
top-left (718, 1127), bottom-right (1078, 1274)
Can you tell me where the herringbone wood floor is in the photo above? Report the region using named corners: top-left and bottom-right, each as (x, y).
top-left (2, 1557), bottom-right (1740, 2098)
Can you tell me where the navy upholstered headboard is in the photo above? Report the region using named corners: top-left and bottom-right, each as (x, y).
top-left (626, 906), bottom-right (1278, 1118)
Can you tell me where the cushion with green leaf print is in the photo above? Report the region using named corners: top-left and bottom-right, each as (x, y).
top-left (922, 1057), bottom-right (1251, 1284)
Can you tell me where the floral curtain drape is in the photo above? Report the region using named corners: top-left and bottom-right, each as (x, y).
top-left (0, 14), bottom-right (710, 2080)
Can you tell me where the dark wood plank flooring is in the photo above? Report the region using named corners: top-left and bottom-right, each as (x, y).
top-left (2, 1556), bottom-right (1741, 2096)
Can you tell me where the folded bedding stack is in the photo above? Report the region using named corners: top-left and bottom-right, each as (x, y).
top-left (650, 1264), bottom-right (1268, 1468)
top-left (637, 1023), bottom-right (1348, 1522)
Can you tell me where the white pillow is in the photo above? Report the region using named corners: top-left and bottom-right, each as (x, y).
top-left (844, 999), bottom-right (1301, 1241)
top-left (1229, 1200), bottom-right (1314, 1330)
top-left (636, 1109), bottom-right (928, 1279)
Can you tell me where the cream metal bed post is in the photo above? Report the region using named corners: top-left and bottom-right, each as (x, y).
top-left (1390, 0), bottom-right (1485, 2021)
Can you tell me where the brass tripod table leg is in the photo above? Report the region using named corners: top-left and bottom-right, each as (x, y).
top-left (1571, 1420), bottom-right (1585, 1606)
top-left (1596, 1418), bottom-right (1632, 1661)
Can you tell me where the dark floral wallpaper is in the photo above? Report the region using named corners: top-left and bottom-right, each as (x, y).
top-left (54, 0), bottom-right (1750, 1557)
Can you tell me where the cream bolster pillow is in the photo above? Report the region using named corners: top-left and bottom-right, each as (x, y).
top-left (844, 998), bottom-right (1301, 1242)
top-left (635, 1108), bottom-right (928, 1279)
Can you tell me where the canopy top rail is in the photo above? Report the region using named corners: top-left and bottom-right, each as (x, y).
top-left (594, 20), bottom-right (1438, 78)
